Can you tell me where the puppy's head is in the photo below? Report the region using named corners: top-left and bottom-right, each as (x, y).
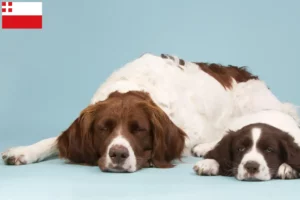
top-left (57, 91), bottom-right (186, 172)
top-left (204, 123), bottom-right (300, 181)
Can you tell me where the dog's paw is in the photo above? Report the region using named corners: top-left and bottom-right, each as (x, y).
top-left (276, 163), bottom-right (299, 179)
top-left (193, 159), bottom-right (219, 176)
top-left (192, 143), bottom-right (214, 157)
top-left (2, 146), bottom-right (36, 165)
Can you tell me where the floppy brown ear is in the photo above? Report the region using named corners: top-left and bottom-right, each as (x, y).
top-left (142, 103), bottom-right (186, 168)
top-left (57, 106), bottom-right (98, 165)
top-left (281, 134), bottom-right (300, 172)
top-left (204, 131), bottom-right (235, 176)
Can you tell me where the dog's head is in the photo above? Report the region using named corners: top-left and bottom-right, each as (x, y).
top-left (57, 91), bottom-right (186, 172)
top-left (204, 123), bottom-right (300, 181)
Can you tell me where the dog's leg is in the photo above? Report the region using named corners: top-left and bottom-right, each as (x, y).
top-left (2, 137), bottom-right (58, 165)
top-left (193, 159), bottom-right (220, 176)
top-left (191, 140), bottom-right (219, 157)
top-left (276, 163), bottom-right (299, 179)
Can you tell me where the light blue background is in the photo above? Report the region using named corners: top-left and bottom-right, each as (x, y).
top-left (1, 0), bottom-right (300, 199)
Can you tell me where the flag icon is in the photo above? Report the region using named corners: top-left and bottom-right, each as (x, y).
top-left (2, 2), bottom-right (42, 29)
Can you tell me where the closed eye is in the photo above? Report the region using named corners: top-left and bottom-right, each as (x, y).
top-left (99, 127), bottom-right (108, 131)
top-left (132, 128), bottom-right (147, 134)
top-left (129, 121), bottom-right (148, 134)
top-left (96, 119), bottom-right (116, 133)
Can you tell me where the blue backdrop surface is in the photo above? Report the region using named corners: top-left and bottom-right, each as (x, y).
top-left (0, 0), bottom-right (300, 199)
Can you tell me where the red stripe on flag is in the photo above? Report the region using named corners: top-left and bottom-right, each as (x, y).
top-left (2, 15), bottom-right (42, 29)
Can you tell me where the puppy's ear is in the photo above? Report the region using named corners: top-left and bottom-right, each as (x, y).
top-left (204, 131), bottom-right (235, 176)
top-left (57, 105), bottom-right (98, 165)
top-left (141, 102), bottom-right (186, 168)
top-left (281, 133), bottom-right (300, 172)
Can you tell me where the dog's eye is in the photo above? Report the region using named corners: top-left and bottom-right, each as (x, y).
top-left (265, 147), bottom-right (273, 153)
top-left (99, 127), bottom-right (108, 132)
top-left (238, 147), bottom-right (245, 152)
top-left (129, 121), bottom-right (147, 134)
top-left (132, 128), bottom-right (146, 134)
top-left (97, 119), bottom-right (115, 133)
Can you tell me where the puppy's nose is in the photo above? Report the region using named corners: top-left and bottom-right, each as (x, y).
top-left (244, 161), bottom-right (260, 174)
top-left (109, 145), bottom-right (129, 164)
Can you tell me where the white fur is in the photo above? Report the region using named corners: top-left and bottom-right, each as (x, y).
top-left (193, 109), bottom-right (300, 157)
top-left (277, 163), bottom-right (299, 179)
top-left (192, 141), bottom-right (218, 157)
top-left (193, 159), bottom-right (219, 176)
top-left (105, 136), bottom-right (137, 172)
top-left (2, 137), bottom-right (58, 165)
top-left (236, 128), bottom-right (271, 181)
top-left (2, 53), bottom-right (299, 168)
top-left (228, 110), bottom-right (300, 146)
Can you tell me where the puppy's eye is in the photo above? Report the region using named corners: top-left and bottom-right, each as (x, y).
top-left (238, 147), bottom-right (245, 152)
top-left (265, 147), bottom-right (273, 153)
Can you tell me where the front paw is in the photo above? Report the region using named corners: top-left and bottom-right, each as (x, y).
top-left (193, 159), bottom-right (219, 176)
top-left (192, 143), bottom-right (214, 157)
top-left (276, 163), bottom-right (299, 179)
top-left (2, 146), bottom-right (36, 165)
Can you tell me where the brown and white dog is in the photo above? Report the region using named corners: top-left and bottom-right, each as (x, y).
top-left (2, 53), bottom-right (299, 176)
top-left (193, 110), bottom-right (300, 181)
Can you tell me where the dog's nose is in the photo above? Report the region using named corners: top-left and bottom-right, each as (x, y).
top-left (109, 145), bottom-right (129, 164)
top-left (244, 161), bottom-right (260, 174)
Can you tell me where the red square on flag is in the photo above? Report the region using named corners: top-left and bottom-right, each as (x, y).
top-left (2, 2), bottom-right (43, 29)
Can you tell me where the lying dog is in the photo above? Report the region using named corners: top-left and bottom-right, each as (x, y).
top-left (193, 110), bottom-right (300, 181)
top-left (2, 53), bottom-right (298, 175)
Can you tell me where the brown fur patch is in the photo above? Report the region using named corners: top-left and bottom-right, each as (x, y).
top-left (160, 53), bottom-right (259, 89)
top-left (195, 62), bottom-right (258, 89)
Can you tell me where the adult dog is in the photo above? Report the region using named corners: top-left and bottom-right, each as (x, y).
top-left (2, 53), bottom-right (298, 175)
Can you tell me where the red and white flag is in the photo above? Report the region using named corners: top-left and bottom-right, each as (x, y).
top-left (2, 2), bottom-right (42, 29)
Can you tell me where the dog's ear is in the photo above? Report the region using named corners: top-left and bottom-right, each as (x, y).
top-left (204, 131), bottom-right (235, 176)
top-left (141, 101), bottom-right (186, 168)
top-left (280, 133), bottom-right (300, 172)
top-left (57, 105), bottom-right (98, 165)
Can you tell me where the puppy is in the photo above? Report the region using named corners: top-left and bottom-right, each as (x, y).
top-left (193, 110), bottom-right (300, 181)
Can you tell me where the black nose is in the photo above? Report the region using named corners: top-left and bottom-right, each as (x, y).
top-left (244, 161), bottom-right (260, 174)
top-left (109, 145), bottom-right (129, 164)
